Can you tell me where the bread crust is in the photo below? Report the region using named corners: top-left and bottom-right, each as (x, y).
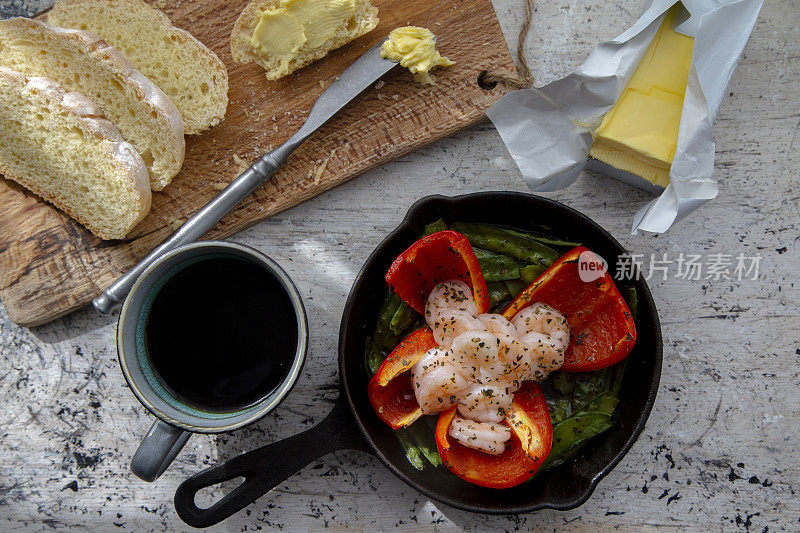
top-left (0, 17), bottom-right (185, 190)
top-left (49, 0), bottom-right (229, 134)
top-left (231, 0), bottom-right (379, 80)
top-left (0, 67), bottom-right (151, 240)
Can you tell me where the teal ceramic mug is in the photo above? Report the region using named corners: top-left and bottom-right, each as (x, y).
top-left (116, 241), bottom-right (308, 482)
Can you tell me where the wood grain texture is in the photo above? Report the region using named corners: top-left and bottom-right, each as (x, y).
top-left (0, 0), bottom-right (516, 326)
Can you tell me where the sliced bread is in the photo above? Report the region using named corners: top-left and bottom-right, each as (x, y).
top-left (48, 0), bottom-right (229, 135)
top-left (231, 0), bottom-right (378, 81)
top-left (0, 17), bottom-right (184, 190)
top-left (0, 67), bottom-right (151, 240)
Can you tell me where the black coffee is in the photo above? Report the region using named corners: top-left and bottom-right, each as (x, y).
top-left (145, 255), bottom-right (298, 412)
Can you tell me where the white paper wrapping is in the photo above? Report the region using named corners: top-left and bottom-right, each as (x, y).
top-left (487, 0), bottom-right (763, 234)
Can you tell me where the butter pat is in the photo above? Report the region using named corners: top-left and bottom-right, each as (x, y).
top-left (380, 26), bottom-right (454, 85)
top-left (249, 0), bottom-right (357, 78)
top-left (250, 10), bottom-right (306, 67)
top-left (589, 7), bottom-right (694, 188)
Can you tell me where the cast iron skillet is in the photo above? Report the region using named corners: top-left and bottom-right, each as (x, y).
top-left (174, 192), bottom-right (663, 527)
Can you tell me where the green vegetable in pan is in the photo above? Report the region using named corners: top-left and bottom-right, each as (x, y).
top-left (395, 428), bottom-right (425, 470)
top-left (476, 252), bottom-right (524, 282)
top-left (365, 339), bottom-right (384, 377)
top-left (502, 227), bottom-right (582, 248)
top-left (450, 222), bottom-right (560, 267)
top-left (422, 218), bottom-right (448, 236)
top-left (623, 284), bottom-right (639, 322)
top-left (389, 300), bottom-right (416, 335)
top-left (540, 412), bottom-right (614, 471)
top-left (520, 264), bottom-right (546, 284)
top-left (539, 362), bottom-right (627, 471)
top-left (407, 418), bottom-right (443, 467)
top-left (503, 279), bottom-right (527, 299)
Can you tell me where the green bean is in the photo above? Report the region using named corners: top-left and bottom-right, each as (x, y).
top-left (472, 247), bottom-right (503, 260)
top-left (422, 218), bottom-right (448, 236)
top-left (520, 264), bottom-right (546, 284)
top-left (545, 397), bottom-right (573, 425)
top-left (483, 254), bottom-right (524, 268)
top-left (451, 222), bottom-right (560, 267)
top-left (610, 360), bottom-right (627, 397)
top-left (583, 393), bottom-right (619, 417)
top-left (365, 339), bottom-right (384, 377)
top-left (571, 367), bottom-right (614, 408)
top-left (389, 301), bottom-right (416, 335)
top-left (504, 279), bottom-right (527, 299)
top-left (396, 429), bottom-right (426, 470)
top-left (487, 282), bottom-right (510, 308)
top-left (377, 294), bottom-right (402, 332)
top-left (407, 420), bottom-right (442, 467)
top-left (474, 248), bottom-right (527, 282)
top-left (623, 285), bottom-right (638, 322)
top-left (551, 371), bottom-right (574, 396)
top-left (540, 412), bottom-right (613, 471)
top-left (377, 332), bottom-right (403, 353)
top-left (478, 255), bottom-right (524, 282)
top-left (373, 294), bottom-right (403, 351)
top-left (502, 227), bottom-right (582, 248)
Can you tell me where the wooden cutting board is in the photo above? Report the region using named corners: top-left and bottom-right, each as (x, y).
top-left (0, 0), bottom-right (516, 327)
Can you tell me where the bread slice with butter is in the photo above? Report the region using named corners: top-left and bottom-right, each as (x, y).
top-left (0, 18), bottom-right (184, 190)
top-left (0, 67), bottom-right (151, 240)
top-left (48, 0), bottom-right (229, 135)
top-left (231, 0), bottom-right (378, 81)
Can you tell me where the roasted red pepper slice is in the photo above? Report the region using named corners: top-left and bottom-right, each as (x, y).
top-left (368, 328), bottom-right (438, 429)
top-left (385, 230), bottom-right (490, 315)
top-left (503, 246), bottom-right (636, 372)
top-left (435, 382), bottom-right (552, 489)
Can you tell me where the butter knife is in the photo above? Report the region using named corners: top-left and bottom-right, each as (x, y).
top-left (93, 40), bottom-right (397, 314)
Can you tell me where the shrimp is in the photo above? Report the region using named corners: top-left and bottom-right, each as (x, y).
top-left (425, 280), bottom-right (479, 325)
top-left (425, 280), bottom-right (485, 347)
top-left (450, 331), bottom-right (531, 385)
top-left (417, 289), bottom-right (571, 450)
top-left (477, 313), bottom-right (519, 338)
top-left (448, 416), bottom-right (511, 455)
top-left (457, 383), bottom-right (514, 423)
top-left (429, 309), bottom-right (485, 348)
top-left (493, 334), bottom-right (536, 386)
top-left (450, 331), bottom-right (506, 382)
top-left (512, 303), bottom-right (570, 375)
top-left (411, 348), bottom-right (468, 415)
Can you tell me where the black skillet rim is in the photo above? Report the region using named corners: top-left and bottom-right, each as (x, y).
top-left (338, 191), bottom-right (663, 515)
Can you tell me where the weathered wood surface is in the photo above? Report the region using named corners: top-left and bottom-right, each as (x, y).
top-left (1, 0), bottom-right (798, 531)
top-left (0, 0), bottom-right (516, 327)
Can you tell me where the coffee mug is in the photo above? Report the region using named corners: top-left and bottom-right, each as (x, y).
top-left (116, 241), bottom-right (308, 482)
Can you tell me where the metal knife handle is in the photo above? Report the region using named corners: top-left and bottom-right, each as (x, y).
top-left (93, 145), bottom-right (293, 314)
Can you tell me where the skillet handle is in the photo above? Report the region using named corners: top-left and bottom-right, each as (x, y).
top-left (174, 396), bottom-right (368, 528)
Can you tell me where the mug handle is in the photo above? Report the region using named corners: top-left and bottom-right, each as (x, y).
top-left (131, 419), bottom-right (192, 482)
top-left (174, 395), bottom-right (369, 528)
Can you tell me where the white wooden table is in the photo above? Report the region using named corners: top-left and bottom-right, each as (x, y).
top-left (1, 0), bottom-right (798, 530)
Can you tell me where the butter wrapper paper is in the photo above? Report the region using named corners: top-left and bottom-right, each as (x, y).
top-left (487, 0), bottom-right (763, 233)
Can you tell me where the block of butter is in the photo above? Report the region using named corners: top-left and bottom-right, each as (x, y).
top-left (487, 0), bottom-right (763, 233)
top-left (588, 6), bottom-right (694, 189)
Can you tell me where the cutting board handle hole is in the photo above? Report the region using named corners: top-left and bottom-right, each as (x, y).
top-left (477, 70), bottom-right (498, 90)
